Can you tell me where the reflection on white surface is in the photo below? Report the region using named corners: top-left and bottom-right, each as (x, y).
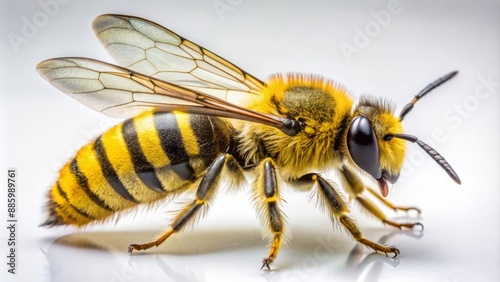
top-left (34, 183), bottom-right (499, 282)
top-left (42, 225), bottom-right (425, 282)
top-left (43, 228), bottom-right (262, 282)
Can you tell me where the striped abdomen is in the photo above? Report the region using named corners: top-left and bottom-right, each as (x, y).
top-left (43, 112), bottom-right (231, 226)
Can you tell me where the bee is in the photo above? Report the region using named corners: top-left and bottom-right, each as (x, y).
top-left (37, 14), bottom-right (461, 269)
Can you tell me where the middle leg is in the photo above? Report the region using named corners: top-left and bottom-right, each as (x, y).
top-left (252, 158), bottom-right (286, 270)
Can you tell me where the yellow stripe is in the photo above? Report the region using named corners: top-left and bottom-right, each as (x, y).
top-left (99, 124), bottom-right (135, 184)
top-left (50, 184), bottom-right (91, 225)
top-left (58, 160), bottom-right (114, 220)
top-left (76, 141), bottom-right (135, 212)
top-left (134, 112), bottom-right (170, 168)
top-left (100, 122), bottom-right (164, 203)
top-left (134, 111), bottom-right (199, 193)
top-left (175, 112), bottom-right (200, 156)
top-left (265, 196), bottom-right (277, 203)
top-left (51, 183), bottom-right (67, 209)
top-left (50, 185), bottom-right (78, 225)
top-left (54, 206), bottom-right (77, 225)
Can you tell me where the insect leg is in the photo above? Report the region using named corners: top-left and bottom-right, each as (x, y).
top-left (252, 159), bottom-right (286, 270)
top-left (294, 173), bottom-right (400, 257)
top-left (365, 186), bottom-right (421, 214)
top-left (340, 167), bottom-right (422, 230)
top-left (128, 154), bottom-right (244, 253)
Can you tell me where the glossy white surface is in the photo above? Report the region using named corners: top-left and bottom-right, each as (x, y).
top-left (1, 1), bottom-right (499, 281)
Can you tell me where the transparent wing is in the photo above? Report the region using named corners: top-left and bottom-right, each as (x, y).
top-left (92, 14), bottom-right (265, 107)
top-left (36, 57), bottom-right (284, 129)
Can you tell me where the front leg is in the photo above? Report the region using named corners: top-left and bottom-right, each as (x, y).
top-left (366, 186), bottom-right (421, 215)
top-left (340, 166), bottom-right (422, 230)
top-left (252, 159), bottom-right (286, 270)
top-left (294, 173), bottom-right (400, 257)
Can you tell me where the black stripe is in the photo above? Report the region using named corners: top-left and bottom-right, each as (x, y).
top-left (69, 159), bottom-right (114, 211)
top-left (210, 117), bottom-right (231, 153)
top-left (333, 114), bottom-right (351, 151)
top-left (122, 118), bottom-right (165, 193)
top-left (153, 113), bottom-right (190, 164)
top-left (189, 115), bottom-right (215, 157)
top-left (192, 115), bottom-right (230, 169)
top-left (94, 136), bottom-right (138, 203)
top-left (56, 182), bottom-right (96, 220)
top-left (154, 112), bottom-right (198, 180)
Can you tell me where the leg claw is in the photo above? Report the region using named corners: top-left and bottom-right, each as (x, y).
top-left (386, 246), bottom-right (400, 258)
top-left (394, 206), bottom-right (422, 216)
top-left (261, 258), bottom-right (273, 270)
top-left (412, 222), bottom-right (424, 232)
top-left (128, 244), bottom-right (142, 254)
top-left (128, 243), bottom-right (155, 254)
top-left (384, 220), bottom-right (424, 231)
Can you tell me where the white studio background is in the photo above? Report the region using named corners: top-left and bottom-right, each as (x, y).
top-left (1, 0), bottom-right (499, 281)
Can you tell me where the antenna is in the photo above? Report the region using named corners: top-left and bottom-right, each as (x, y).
top-left (399, 71), bottom-right (458, 120)
top-left (384, 133), bottom-right (461, 184)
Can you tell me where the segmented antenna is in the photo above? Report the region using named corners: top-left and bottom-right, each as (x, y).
top-left (399, 71), bottom-right (458, 120)
top-left (384, 133), bottom-right (461, 184)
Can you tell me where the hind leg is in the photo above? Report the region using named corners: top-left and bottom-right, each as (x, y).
top-left (128, 154), bottom-right (244, 253)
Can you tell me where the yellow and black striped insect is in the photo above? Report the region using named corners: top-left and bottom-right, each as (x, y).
top-left (37, 14), bottom-right (461, 269)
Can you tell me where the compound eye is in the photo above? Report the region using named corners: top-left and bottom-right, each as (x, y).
top-left (347, 116), bottom-right (381, 179)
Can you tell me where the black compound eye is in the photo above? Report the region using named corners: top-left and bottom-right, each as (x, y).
top-left (347, 116), bottom-right (382, 179)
